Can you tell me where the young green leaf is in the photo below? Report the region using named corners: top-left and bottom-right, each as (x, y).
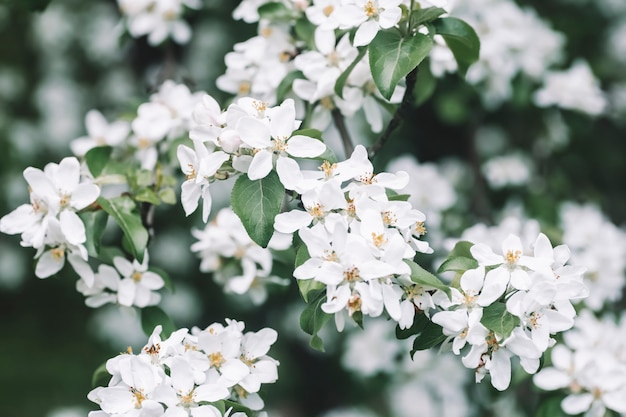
top-left (480, 302), bottom-right (520, 339)
top-left (299, 289), bottom-right (332, 352)
top-left (369, 30), bottom-right (433, 100)
top-left (91, 362), bottom-right (110, 388)
top-left (79, 210), bottom-right (108, 257)
top-left (295, 16), bottom-right (317, 50)
top-left (406, 259), bottom-right (451, 298)
top-left (432, 17), bottom-right (480, 76)
top-left (85, 146), bottom-right (113, 178)
top-left (413, 59), bottom-right (437, 106)
top-left (410, 6), bottom-right (447, 27)
top-left (334, 46), bottom-right (367, 99)
top-left (410, 320), bottom-right (446, 355)
top-left (258, 2), bottom-right (292, 20)
top-left (141, 306), bottom-right (176, 339)
top-left (437, 240), bottom-right (478, 273)
top-left (276, 70), bottom-right (305, 103)
top-left (97, 196), bottom-right (149, 263)
top-left (231, 171), bottom-right (285, 248)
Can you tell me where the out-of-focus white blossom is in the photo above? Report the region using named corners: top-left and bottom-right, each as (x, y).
top-left (481, 153), bottom-right (533, 189)
top-left (534, 60), bottom-right (607, 116)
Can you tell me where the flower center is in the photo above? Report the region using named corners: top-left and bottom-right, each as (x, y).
top-left (130, 387), bottom-right (146, 409)
top-left (320, 96), bottom-right (335, 110)
top-left (382, 211), bottom-right (397, 226)
top-left (505, 249), bottom-right (521, 266)
top-left (363, 1), bottom-right (378, 17)
top-left (50, 247), bottom-right (65, 262)
top-left (238, 81), bottom-right (251, 96)
top-left (347, 293), bottom-right (362, 315)
top-left (371, 232), bottom-right (387, 247)
top-left (323, 5), bottom-right (334, 16)
top-left (209, 352), bottom-right (226, 367)
top-left (132, 271), bottom-right (143, 282)
top-left (307, 203), bottom-right (325, 218)
top-left (319, 160), bottom-right (337, 178)
top-left (414, 222), bottom-right (426, 237)
top-left (185, 163), bottom-right (196, 181)
top-left (344, 266), bottom-right (361, 282)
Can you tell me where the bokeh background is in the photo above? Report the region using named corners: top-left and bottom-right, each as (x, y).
top-left (1, 0), bottom-right (626, 416)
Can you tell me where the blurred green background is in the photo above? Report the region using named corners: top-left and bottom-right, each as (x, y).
top-left (1, 1), bottom-right (626, 416)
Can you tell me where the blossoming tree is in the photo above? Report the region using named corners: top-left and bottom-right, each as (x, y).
top-left (2, 0), bottom-right (626, 416)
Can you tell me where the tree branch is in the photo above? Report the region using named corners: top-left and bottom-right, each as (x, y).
top-left (367, 66), bottom-right (419, 159)
top-left (332, 108), bottom-right (354, 158)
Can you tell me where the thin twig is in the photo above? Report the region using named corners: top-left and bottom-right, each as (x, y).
top-left (367, 66), bottom-right (419, 159)
top-left (332, 108), bottom-right (354, 158)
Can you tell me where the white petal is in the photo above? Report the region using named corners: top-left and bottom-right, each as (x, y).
top-left (286, 136), bottom-right (326, 158)
top-left (35, 249), bottom-right (65, 278)
top-left (247, 150), bottom-right (273, 180)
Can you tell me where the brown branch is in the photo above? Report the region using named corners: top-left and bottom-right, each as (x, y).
top-left (331, 108), bottom-right (354, 158)
top-left (367, 66), bottom-right (419, 159)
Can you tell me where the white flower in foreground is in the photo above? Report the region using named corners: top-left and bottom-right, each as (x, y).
top-left (236, 99), bottom-right (326, 181)
top-left (470, 233), bottom-right (552, 305)
top-left (177, 140), bottom-right (229, 222)
top-left (336, 0), bottom-right (403, 47)
top-left (112, 250), bottom-right (165, 308)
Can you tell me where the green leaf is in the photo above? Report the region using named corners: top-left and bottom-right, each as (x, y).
top-left (85, 146), bottom-right (113, 178)
top-left (97, 196), bottom-right (149, 263)
top-left (134, 188), bottom-right (161, 205)
top-left (411, 320), bottom-right (446, 354)
top-left (413, 59), bottom-right (437, 106)
top-left (396, 310), bottom-right (429, 339)
top-left (91, 362), bottom-right (110, 388)
top-left (437, 240), bottom-right (478, 274)
top-left (334, 46), bottom-right (367, 99)
top-left (141, 306), bottom-right (176, 339)
top-left (299, 289), bottom-right (332, 351)
top-left (276, 71), bottom-right (305, 103)
top-left (79, 210), bottom-right (108, 257)
top-left (535, 397), bottom-right (569, 417)
top-left (292, 128), bottom-right (323, 140)
top-left (258, 2), bottom-right (293, 20)
top-left (411, 6), bottom-right (447, 27)
top-left (295, 16), bottom-right (317, 50)
top-left (406, 259), bottom-right (451, 298)
top-left (157, 187), bottom-right (176, 205)
top-left (432, 17), bottom-right (480, 76)
top-left (480, 303), bottom-right (520, 339)
top-left (135, 169), bottom-right (154, 187)
top-left (388, 193), bottom-right (411, 202)
top-left (369, 30), bottom-right (433, 100)
top-left (231, 171), bottom-right (285, 248)
top-left (294, 245), bottom-right (326, 302)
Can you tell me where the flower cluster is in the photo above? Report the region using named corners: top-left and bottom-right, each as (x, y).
top-left (534, 310), bottom-right (626, 417)
top-left (77, 250), bottom-right (165, 309)
top-left (0, 157), bottom-right (100, 283)
top-left (559, 202), bottom-right (626, 311)
top-left (88, 321), bottom-right (279, 416)
top-left (285, 145), bottom-right (434, 330)
top-left (178, 95), bottom-right (326, 222)
top-left (190, 207), bottom-right (289, 305)
top-left (72, 80), bottom-right (203, 170)
top-left (117, 0), bottom-right (202, 45)
top-left (432, 232), bottom-right (588, 390)
top-left (220, 0), bottom-right (412, 133)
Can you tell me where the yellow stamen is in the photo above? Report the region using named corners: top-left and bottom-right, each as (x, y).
top-left (414, 222), bottom-right (426, 237)
top-left (130, 387), bottom-right (146, 409)
top-left (307, 203), bottom-right (325, 218)
top-left (363, 1), bottom-right (377, 17)
top-left (50, 247), bottom-right (65, 262)
top-left (347, 294), bottom-right (362, 316)
top-left (505, 249), bottom-right (521, 265)
top-left (318, 160), bottom-right (337, 178)
top-left (344, 267), bottom-right (361, 282)
top-left (238, 81), bottom-right (251, 96)
top-left (131, 271), bottom-right (143, 282)
top-left (323, 5), bottom-right (334, 16)
top-left (185, 163), bottom-right (196, 181)
top-left (209, 352), bottom-right (226, 368)
top-left (371, 232), bottom-right (386, 247)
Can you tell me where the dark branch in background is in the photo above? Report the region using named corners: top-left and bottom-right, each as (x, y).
top-left (467, 125), bottom-right (493, 224)
top-left (367, 66), bottom-right (419, 160)
top-left (332, 108), bottom-right (354, 157)
top-left (158, 42), bottom-right (178, 84)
